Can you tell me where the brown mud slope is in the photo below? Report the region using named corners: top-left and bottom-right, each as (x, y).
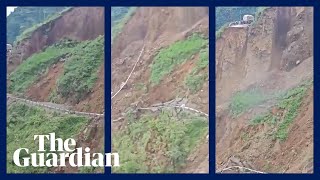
top-left (216, 7), bottom-right (313, 173)
top-left (112, 7), bottom-right (208, 118)
top-left (25, 62), bottom-right (64, 101)
top-left (8, 7), bottom-right (105, 74)
top-left (9, 7), bottom-right (105, 113)
top-left (112, 7), bottom-right (209, 173)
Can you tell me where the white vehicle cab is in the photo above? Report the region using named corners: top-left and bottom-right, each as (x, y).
top-left (7, 44), bottom-right (13, 53)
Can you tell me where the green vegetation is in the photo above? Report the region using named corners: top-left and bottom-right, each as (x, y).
top-left (150, 34), bottom-right (208, 85)
top-left (8, 40), bottom-right (78, 94)
top-left (111, 7), bottom-right (137, 41)
top-left (184, 47), bottom-right (209, 93)
top-left (112, 110), bottom-right (208, 173)
top-left (7, 103), bottom-right (89, 173)
top-left (9, 36), bottom-right (104, 102)
top-left (229, 88), bottom-right (270, 117)
top-left (15, 8), bottom-right (72, 43)
top-left (251, 113), bottom-right (278, 125)
top-left (57, 36), bottom-right (104, 102)
top-left (250, 81), bottom-right (311, 141)
top-left (48, 89), bottom-right (61, 103)
top-left (7, 7), bottom-right (69, 44)
top-left (185, 74), bottom-right (207, 93)
top-left (134, 82), bottom-right (148, 93)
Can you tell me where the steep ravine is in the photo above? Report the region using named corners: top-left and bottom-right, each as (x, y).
top-left (216, 7), bottom-right (313, 173)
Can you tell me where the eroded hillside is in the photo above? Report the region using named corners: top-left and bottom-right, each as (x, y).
top-left (111, 7), bottom-right (209, 173)
top-left (7, 7), bottom-right (105, 173)
top-left (216, 7), bottom-right (313, 173)
top-left (8, 7), bottom-right (104, 74)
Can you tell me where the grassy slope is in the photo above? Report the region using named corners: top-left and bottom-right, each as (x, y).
top-left (112, 110), bottom-right (208, 173)
top-left (7, 103), bottom-right (89, 173)
top-left (56, 36), bottom-right (104, 101)
top-left (250, 81), bottom-right (311, 141)
top-left (150, 34), bottom-right (208, 85)
top-left (184, 47), bottom-right (209, 93)
top-left (9, 36), bottom-right (104, 102)
top-left (8, 40), bottom-right (78, 94)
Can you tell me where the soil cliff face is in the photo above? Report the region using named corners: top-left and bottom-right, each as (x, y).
top-left (112, 7), bottom-right (209, 119)
top-left (8, 7), bottom-right (104, 73)
top-left (216, 7), bottom-right (313, 105)
top-left (112, 7), bottom-right (208, 60)
top-left (216, 7), bottom-right (313, 173)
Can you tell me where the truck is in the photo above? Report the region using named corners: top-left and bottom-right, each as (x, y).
top-left (229, 14), bottom-right (254, 27)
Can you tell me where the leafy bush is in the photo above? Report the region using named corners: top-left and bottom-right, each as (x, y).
top-left (7, 103), bottom-right (88, 173)
top-left (195, 48), bottom-right (209, 70)
top-left (112, 110), bottom-right (208, 173)
top-left (185, 73), bottom-right (207, 93)
top-left (184, 47), bottom-right (208, 93)
top-left (57, 36), bottom-right (104, 102)
top-left (150, 34), bottom-right (208, 85)
top-left (251, 113), bottom-right (278, 125)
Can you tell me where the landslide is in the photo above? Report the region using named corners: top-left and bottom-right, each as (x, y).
top-left (111, 7), bottom-right (209, 173)
top-left (112, 7), bottom-right (209, 118)
top-left (216, 7), bottom-right (313, 173)
top-left (7, 7), bottom-right (105, 174)
top-left (8, 7), bottom-right (105, 74)
top-left (8, 7), bottom-right (105, 113)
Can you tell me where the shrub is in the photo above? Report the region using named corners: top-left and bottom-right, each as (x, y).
top-left (185, 73), bottom-right (207, 93)
top-left (56, 36), bottom-right (104, 101)
top-left (184, 47), bottom-right (208, 93)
